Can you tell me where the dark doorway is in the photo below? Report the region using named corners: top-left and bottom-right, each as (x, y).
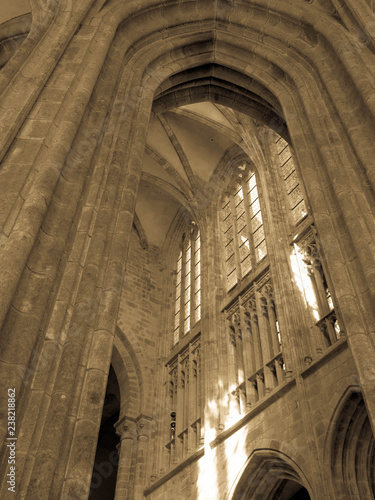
top-left (89, 365), bottom-right (121, 499)
top-left (272, 479), bottom-right (310, 500)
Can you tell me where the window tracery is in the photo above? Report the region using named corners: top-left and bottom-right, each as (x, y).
top-left (225, 272), bottom-right (285, 412)
top-left (293, 229), bottom-right (344, 352)
top-left (221, 166), bottom-right (267, 291)
top-left (166, 335), bottom-right (201, 467)
top-left (275, 136), bottom-right (307, 225)
top-left (173, 226), bottom-right (201, 345)
top-left (165, 223), bottom-right (202, 470)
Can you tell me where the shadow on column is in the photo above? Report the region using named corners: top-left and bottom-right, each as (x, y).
top-left (89, 365), bottom-right (120, 499)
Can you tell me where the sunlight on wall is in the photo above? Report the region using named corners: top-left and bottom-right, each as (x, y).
top-left (226, 398), bottom-right (241, 429)
top-left (224, 425), bottom-right (247, 497)
top-left (291, 243), bottom-right (320, 321)
top-left (197, 412), bottom-right (219, 500)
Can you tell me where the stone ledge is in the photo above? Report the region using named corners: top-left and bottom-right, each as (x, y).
top-left (300, 338), bottom-right (348, 379)
top-left (144, 446), bottom-right (205, 496)
top-left (210, 377), bottom-right (297, 449)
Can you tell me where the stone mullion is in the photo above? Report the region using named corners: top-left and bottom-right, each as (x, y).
top-left (239, 302), bottom-right (256, 408)
top-left (248, 299), bottom-right (263, 372)
top-left (190, 230), bottom-right (197, 327)
top-left (114, 418), bottom-right (137, 500)
top-left (183, 358), bottom-right (189, 456)
top-left (175, 354), bottom-right (184, 462)
top-left (170, 369), bottom-right (178, 467)
top-left (255, 289), bottom-right (275, 392)
top-left (313, 263), bottom-right (331, 317)
top-left (187, 346), bottom-right (195, 453)
top-left (262, 285), bottom-right (281, 357)
top-left (191, 350), bottom-right (198, 447)
top-left (241, 178), bottom-right (257, 270)
top-left (196, 346), bottom-right (203, 445)
top-left (308, 266), bottom-right (326, 318)
top-left (180, 241), bottom-right (186, 340)
top-left (234, 314), bottom-right (245, 385)
top-left (232, 313), bottom-right (246, 412)
top-left (227, 316), bottom-right (240, 416)
top-left (229, 196), bottom-right (242, 283)
top-left (290, 241), bottom-right (324, 358)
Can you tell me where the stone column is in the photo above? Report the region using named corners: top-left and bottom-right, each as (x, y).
top-left (114, 418), bottom-right (137, 500)
top-left (134, 416), bottom-right (152, 499)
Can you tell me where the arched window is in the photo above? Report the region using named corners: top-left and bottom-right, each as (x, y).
top-left (275, 136), bottom-right (307, 225)
top-left (221, 166), bottom-right (267, 291)
top-left (165, 222), bottom-right (202, 469)
top-left (173, 226), bottom-right (201, 345)
top-left (221, 163), bottom-right (285, 415)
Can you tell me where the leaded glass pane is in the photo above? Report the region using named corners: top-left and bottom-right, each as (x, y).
top-left (174, 312), bottom-right (180, 330)
top-left (226, 252), bottom-right (235, 271)
top-left (195, 289), bottom-right (201, 307)
top-left (253, 226), bottom-right (265, 247)
top-left (279, 147), bottom-right (290, 167)
top-left (281, 157), bottom-right (295, 180)
top-left (239, 239), bottom-right (251, 261)
top-left (234, 186), bottom-right (244, 206)
top-left (248, 173), bottom-right (256, 191)
top-left (227, 269), bottom-right (237, 290)
top-left (284, 169), bottom-right (298, 193)
top-left (184, 317), bottom-right (190, 335)
top-left (241, 254), bottom-right (252, 276)
top-left (195, 305), bottom-right (201, 322)
top-left (250, 198), bottom-right (261, 218)
top-left (195, 274), bottom-right (200, 293)
top-left (194, 247), bottom-right (200, 263)
top-left (224, 226), bottom-right (234, 245)
top-left (195, 260), bottom-right (201, 277)
top-left (292, 199), bottom-right (307, 224)
top-left (256, 239), bottom-right (267, 261)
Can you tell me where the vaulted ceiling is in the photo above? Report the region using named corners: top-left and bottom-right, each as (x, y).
top-left (138, 102), bottom-right (258, 248)
top-left (0, 3), bottom-right (285, 251)
top-left (0, 0), bottom-right (31, 25)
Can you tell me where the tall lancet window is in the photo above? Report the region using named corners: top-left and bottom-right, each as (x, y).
top-left (221, 167), bottom-right (267, 291)
top-left (275, 136), bottom-right (307, 225)
top-left (221, 164), bottom-right (286, 419)
top-left (173, 225), bottom-right (201, 345)
top-left (165, 222), bottom-right (202, 470)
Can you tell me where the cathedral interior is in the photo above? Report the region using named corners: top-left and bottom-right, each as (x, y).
top-left (0, 1), bottom-right (375, 499)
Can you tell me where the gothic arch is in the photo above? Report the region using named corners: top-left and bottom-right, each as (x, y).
top-left (112, 327), bottom-right (143, 419)
top-left (228, 446), bottom-right (313, 500)
top-left (324, 386), bottom-right (375, 500)
top-left (1, 2), bottom-right (375, 499)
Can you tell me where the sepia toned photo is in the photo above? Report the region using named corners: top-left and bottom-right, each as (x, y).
top-left (0, 0), bottom-right (374, 498)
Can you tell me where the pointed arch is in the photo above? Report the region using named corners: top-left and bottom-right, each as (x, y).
top-left (324, 386), bottom-right (375, 499)
top-left (229, 447), bottom-right (313, 500)
top-left (112, 326), bottom-right (143, 419)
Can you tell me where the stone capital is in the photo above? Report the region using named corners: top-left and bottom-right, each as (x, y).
top-left (136, 414), bottom-right (152, 440)
top-left (114, 416), bottom-right (137, 441)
